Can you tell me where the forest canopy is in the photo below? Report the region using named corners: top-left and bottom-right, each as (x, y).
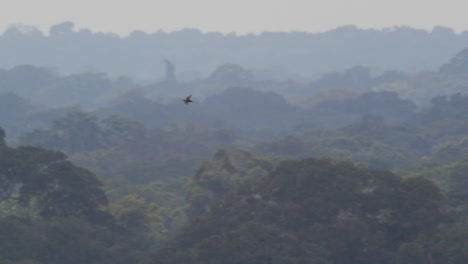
top-left (2, 23), bottom-right (468, 263)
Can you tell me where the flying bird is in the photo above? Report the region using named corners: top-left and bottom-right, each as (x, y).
top-left (183, 95), bottom-right (193, 105)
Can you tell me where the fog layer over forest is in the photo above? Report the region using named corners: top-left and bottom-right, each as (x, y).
top-left (2, 22), bottom-right (468, 81)
top-left (1, 23), bottom-right (468, 264)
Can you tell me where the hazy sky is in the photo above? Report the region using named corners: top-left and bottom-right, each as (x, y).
top-left (1, 0), bottom-right (468, 35)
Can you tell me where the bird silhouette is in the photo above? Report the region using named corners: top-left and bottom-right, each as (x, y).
top-left (183, 94), bottom-right (193, 105)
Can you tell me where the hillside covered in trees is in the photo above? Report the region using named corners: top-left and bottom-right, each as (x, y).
top-left (2, 24), bottom-right (468, 263)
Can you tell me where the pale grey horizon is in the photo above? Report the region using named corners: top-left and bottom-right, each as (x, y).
top-left (1, 0), bottom-right (468, 35)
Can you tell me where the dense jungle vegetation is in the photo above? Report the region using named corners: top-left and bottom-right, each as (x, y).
top-left (2, 24), bottom-right (468, 263)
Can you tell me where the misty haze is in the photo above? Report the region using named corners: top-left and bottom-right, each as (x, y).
top-left (1, 19), bottom-right (468, 264)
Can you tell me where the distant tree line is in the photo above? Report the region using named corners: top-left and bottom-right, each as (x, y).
top-left (1, 22), bottom-right (468, 81)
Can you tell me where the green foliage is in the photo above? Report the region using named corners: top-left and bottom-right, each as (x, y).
top-left (154, 158), bottom-right (448, 263)
top-left (255, 125), bottom-right (422, 170)
top-left (20, 111), bottom-right (103, 154)
top-left (190, 222), bottom-right (330, 264)
top-left (397, 239), bottom-right (432, 264)
top-left (8, 63), bottom-right (468, 264)
top-left (444, 161), bottom-right (468, 221)
top-left (0, 129), bottom-right (157, 264)
top-left (0, 143), bottom-right (109, 222)
top-left (434, 136), bottom-right (468, 162)
top-left (0, 217), bottom-right (43, 262)
top-left (109, 194), bottom-right (166, 243)
top-left (430, 227), bottom-right (468, 263)
top-left (101, 115), bottom-right (146, 146)
top-left (185, 149), bottom-right (273, 219)
top-left (103, 177), bottom-right (187, 238)
top-left (410, 158), bottom-right (468, 212)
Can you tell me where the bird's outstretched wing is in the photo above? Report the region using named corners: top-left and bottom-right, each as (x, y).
top-left (184, 94), bottom-right (193, 105)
